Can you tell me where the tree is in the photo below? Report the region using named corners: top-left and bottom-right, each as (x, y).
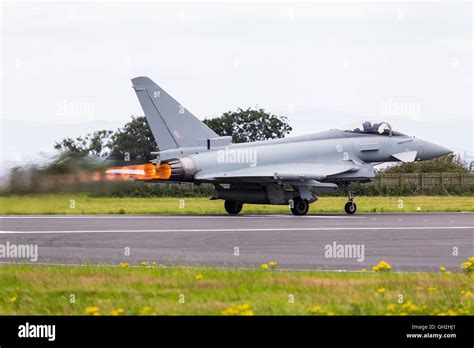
top-left (54, 130), bottom-right (113, 157)
top-left (203, 107), bottom-right (292, 143)
top-left (381, 154), bottom-right (468, 173)
top-left (107, 116), bottom-right (157, 163)
top-left (54, 117), bottom-right (157, 164)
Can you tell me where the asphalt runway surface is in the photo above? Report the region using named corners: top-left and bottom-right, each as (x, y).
top-left (0, 213), bottom-right (473, 271)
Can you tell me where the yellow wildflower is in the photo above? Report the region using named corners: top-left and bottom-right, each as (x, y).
top-left (307, 306), bottom-right (326, 315)
top-left (8, 295), bottom-right (17, 303)
top-left (222, 307), bottom-right (239, 316)
top-left (460, 259), bottom-right (473, 274)
top-left (221, 303), bottom-right (254, 316)
top-left (195, 274), bottom-right (204, 280)
top-left (401, 301), bottom-right (420, 313)
top-left (118, 263), bottom-right (129, 268)
top-left (376, 288), bottom-right (386, 295)
top-left (386, 304), bottom-right (396, 312)
top-left (461, 261), bottom-right (472, 269)
top-left (109, 308), bottom-right (124, 316)
top-left (372, 260), bottom-right (392, 272)
top-left (268, 261), bottom-right (278, 268)
top-left (236, 304), bottom-right (250, 311)
top-left (261, 263), bottom-right (269, 270)
top-left (306, 305), bottom-right (335, 316)
top-left (139, 306), bottom-right (152, 315)
top-left (84, 306), bottom-right (101, 315)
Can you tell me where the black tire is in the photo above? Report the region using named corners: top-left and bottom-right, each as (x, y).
top-left (224, 201), bottom-right (243, 215)
top-left (290, 198), bottom-right (309, 216)
top-left (344, 201), bottom-right (357, 214)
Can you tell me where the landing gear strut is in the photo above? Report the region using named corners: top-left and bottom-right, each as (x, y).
top-left (224, 200), bottom-right (243, 215)
top-left (344, 189), bottom-right (357, 214)
top-left (290, 197), bottom-right (309, 216)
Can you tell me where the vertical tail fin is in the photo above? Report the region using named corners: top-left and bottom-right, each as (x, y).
top-left (131, 76), bottom-right (218, 151)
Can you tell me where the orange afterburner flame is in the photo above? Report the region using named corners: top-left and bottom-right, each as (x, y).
top-left (105, 162), bottom-right (171, 181)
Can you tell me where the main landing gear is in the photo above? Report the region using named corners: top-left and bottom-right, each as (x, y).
top-left (224, 200), bottom-right (243, 215)
top-left (344, 189), bottom-right (357, 215)
top-left (290, 197), bottom-right (309, 216)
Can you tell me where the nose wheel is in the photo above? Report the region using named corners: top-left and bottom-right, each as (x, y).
top-left (344, 201), bottom-right (357, 214)
top-left (343, 187), bottom-right (357, 215)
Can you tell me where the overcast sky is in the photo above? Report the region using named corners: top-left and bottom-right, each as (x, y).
top-left (1, 1), bottom-right (472, 167)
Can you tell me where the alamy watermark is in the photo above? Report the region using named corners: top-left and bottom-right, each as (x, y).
top-left (56, 99), bottom-right (95, 117)
top-left (18, 322), bottom-right (55, 341)
top-left (380, 99), bottom-right (420, 120)
top-left (0, 242), bottom-right (38, 262)
top-left (217, 147), bottom-right (257, 167)
top-left (324, 241), bottom-right (365, 262)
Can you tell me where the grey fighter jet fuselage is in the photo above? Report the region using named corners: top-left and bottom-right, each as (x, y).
top-left (108, 76), bottom-right (452, 216)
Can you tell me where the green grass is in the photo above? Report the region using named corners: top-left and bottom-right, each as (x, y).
top-left (0, 264), bottom-right (472, 315)
top-left (0, 195), bottom-right (473, 215)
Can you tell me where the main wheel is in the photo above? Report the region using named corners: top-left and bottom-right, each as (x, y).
top-left (290, 198), bottom-right (309, 216)
top-left (344, 201), bottom-right (357, 214)
top-left (224, 201), bottom-right (243, 215)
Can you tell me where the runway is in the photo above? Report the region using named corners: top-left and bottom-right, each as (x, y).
top-left (0, 213), bottom-right (473, 271)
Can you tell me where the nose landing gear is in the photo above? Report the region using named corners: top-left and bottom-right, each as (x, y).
top-left (344, 189), bottom-right (357, 214)
top-left (344, 201), bottom-right (357, 214)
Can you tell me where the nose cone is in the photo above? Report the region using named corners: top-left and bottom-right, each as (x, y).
top-left (418, 139), bottom-right (452, 161)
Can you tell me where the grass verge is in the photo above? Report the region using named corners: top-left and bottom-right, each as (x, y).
top-left (0, 195), bottom-right (473, 214)
top-left (0, 264), bottom-right (472, 315)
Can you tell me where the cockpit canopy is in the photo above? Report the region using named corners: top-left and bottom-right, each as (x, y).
top-left (341, 120), bottom-right (406, 136)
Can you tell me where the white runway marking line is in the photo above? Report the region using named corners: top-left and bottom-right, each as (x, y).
top-left (0, 215), bottom-right (364, 219)
top-left (0, 226), bottom-right (472, 234)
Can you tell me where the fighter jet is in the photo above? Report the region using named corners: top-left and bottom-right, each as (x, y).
top-left (107, 76), bottom-right (452, 216)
